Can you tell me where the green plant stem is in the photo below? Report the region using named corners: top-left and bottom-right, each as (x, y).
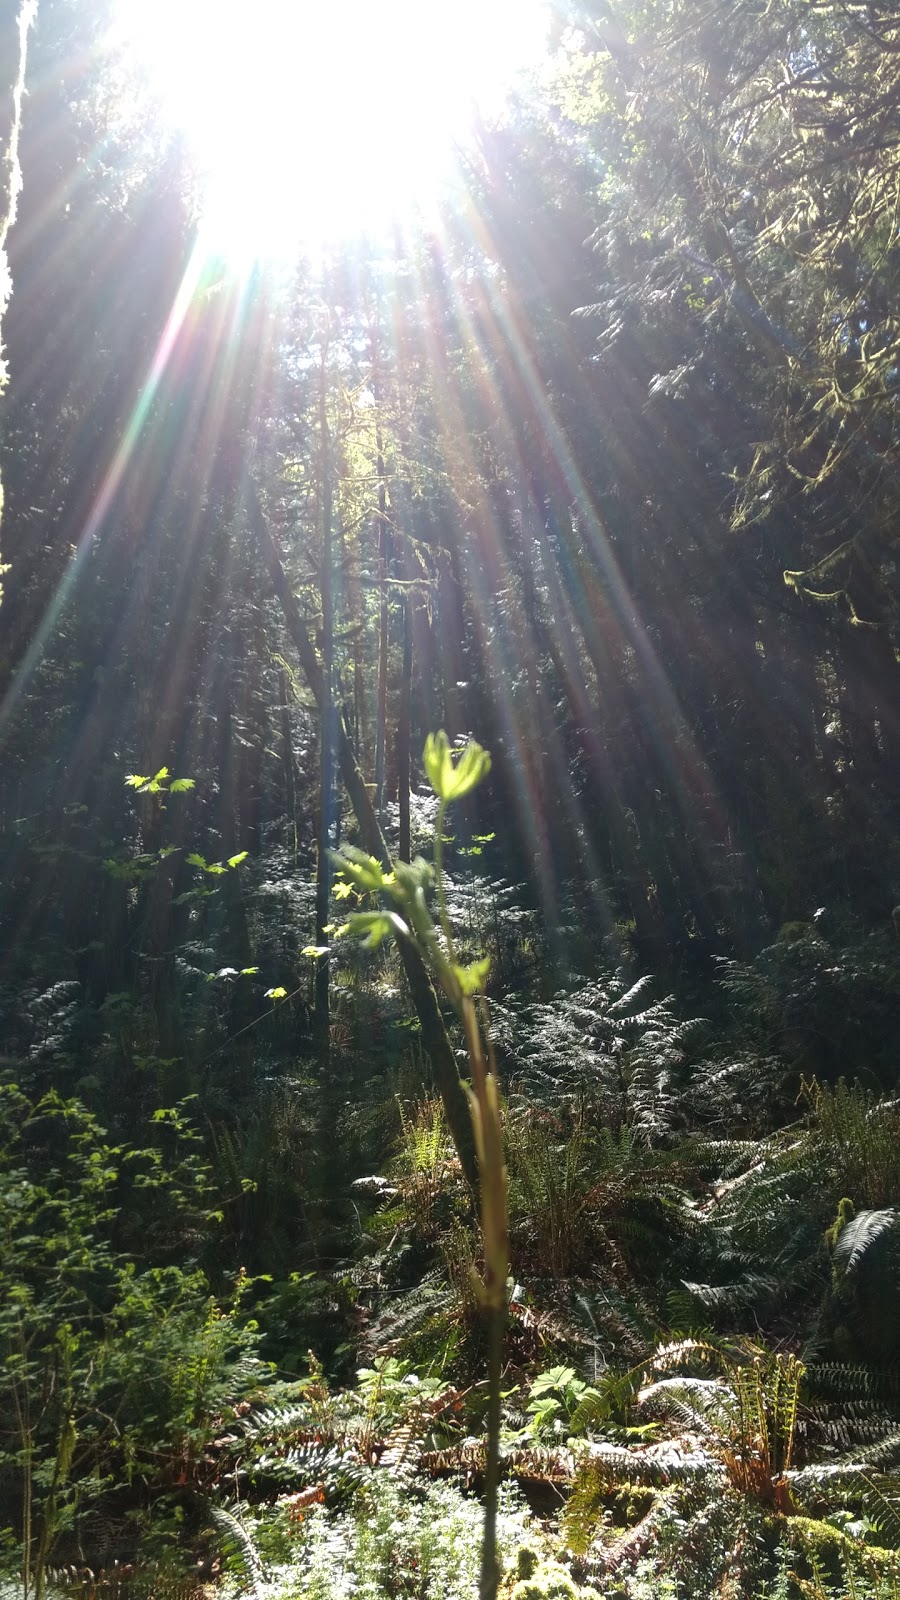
top-left (479, 1301), bottom-right (505, 1600)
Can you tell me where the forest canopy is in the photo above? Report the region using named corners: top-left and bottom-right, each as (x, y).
top-left (1, 4), bottom-right (900, 1600)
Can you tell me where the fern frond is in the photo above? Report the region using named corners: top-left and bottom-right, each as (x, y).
top-left (856, 1474), bottom-right (900, 1549)
top-left (570, 1365), bottom-right (644, 1433)
top-left (208, 1503), bottom-right (266, 1600)
top-left (238, 1402), bottom-right (314, 1445)
top-left (805, 1363), bottom-right (900, 1404)
top-left (647, 1336), bottom-right (727, 1374)
top-left (598, 1489), bottom-right (680, 1571)
top-left (637, 1376), bottom-right (736, 1441)
top-left (579, 1440), bottom-right (716, 1486)
top-left (834, 1209), bottom-right (899, 1273)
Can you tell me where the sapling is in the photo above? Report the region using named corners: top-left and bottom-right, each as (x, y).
top-left (333, 731), bottom-right (509, 1600)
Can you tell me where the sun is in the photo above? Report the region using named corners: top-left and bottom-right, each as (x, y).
top-left (111, 0), bottom-right (550, 264)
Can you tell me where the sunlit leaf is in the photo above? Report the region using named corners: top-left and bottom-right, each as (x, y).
top-left (423, 731), bottom-right (491, 803)
top-left (453, 956), bottom-right (491, 995)
top-left (186, 852), bottom-right (207, 869)
top-left (124, 774), bottom-right (149, 789)
top-left (332, 845), bottom-right (394, 894)
top-left (169, 777), bottom-right (196, 793)
top-left (302, 944), bottom-right (330, 959)
top-left (265, 986), bottom-right (288, 1000)
top-left (227, 851), bottom-right (248, 868)
top-left (346, 909), bottom-right (408, 949)
top-left (240, 966), bottom-right (259, 975)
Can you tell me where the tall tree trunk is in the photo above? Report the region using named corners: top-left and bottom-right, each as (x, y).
top-left (398, 586), bottom-right (412, 863)
top-left (372, 338), bottom-right (390, 821)
top-left (279, 667), bottom-right (298, 859)
top-left (315, 342), bottom-right (335, 1063)
top-left (0, 0), bottom-right (35, 586)
top-left (251, 490), bottom-right (478, 1192)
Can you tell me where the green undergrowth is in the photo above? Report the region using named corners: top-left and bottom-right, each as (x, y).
top-left (4, 921), bottom-right (900, 1600)
top-left (231, 1478), bottom-right (540, 1600)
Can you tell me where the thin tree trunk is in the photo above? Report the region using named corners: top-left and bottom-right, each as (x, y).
top-left (315, 344), bottom-right (335, 1062)
top-left (372, 343), bottom-right (390, 820)
top-left (398, 587), bottom-right (412, 863)
top-left (279, 667), bottom-right (298, 859)
top-left (251, 489), bottom-right (478, 1191)
top-left (0, 0), bottom-right (36, 583)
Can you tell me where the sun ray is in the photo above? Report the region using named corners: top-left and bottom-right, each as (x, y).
top-left (110, 0), bottom-right (550, 262)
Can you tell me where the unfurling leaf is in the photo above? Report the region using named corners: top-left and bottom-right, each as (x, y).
top-left (331, 845), bottom-right (394, 894)
top-left (453, 956), bottom-right (491, 995)
top-left (347, 910), bottom-right (408, 949)
top-left (423, 731), bottom-right (491, 803)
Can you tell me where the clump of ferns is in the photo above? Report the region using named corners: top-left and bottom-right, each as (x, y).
top-left (563, 1338), bottom-right (900, 1597)
top-left (505, 1106), bottom-right (696, 1291)
top-left (680, 1051), bottom-right (787, 1136)
top-left (353, 1100), bottom-right (471, 1326)
top-left (492, 973), bottom-right (706, 1142)
top-left (219, 1356), bottom-right (467, 1517)
top-left (813, 1199), bottom-right (900, 1365)
top-left (359, 1265), bottom-right (462, 1368)
top-left (384, 1095), bottom-right (471, 1247)
top-left (668, 1128), bottom-right (830, 1334)
top-left (804, 1079), bottom-right (900, 1212)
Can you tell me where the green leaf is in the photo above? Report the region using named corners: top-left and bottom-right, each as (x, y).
top-left (240, 966), bottom-right (259, 975)
top-left (186, 852), bottom-right (207, 869)
top-left (227, 851), bottom-right (248, 868)
top-left (169, 777), bottom-right (196, 793)
top-left (124, 774), bottom-right (149, 789)
top-left (205, 863), bottom-right (227, 875)
top-left (152, 767), bottom-right (170, 784)
top-left (301, 945), bottom-right (330, 959)
top-left (346, 910), bottom-right (408, 949)
top-left (332, 845), bottom-right (394, 894)
top-left (530, 1365), bottom-right (579, 1400)
top-left (453, 956), bottom-right (491, 995)
top-left (423, 731), bottom-right (491, 803)
top-left (265, 986), bottom-right (288, 1000)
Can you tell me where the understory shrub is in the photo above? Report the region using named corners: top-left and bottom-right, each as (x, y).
top-left (246, 1476), bottom-right (540, 1600)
